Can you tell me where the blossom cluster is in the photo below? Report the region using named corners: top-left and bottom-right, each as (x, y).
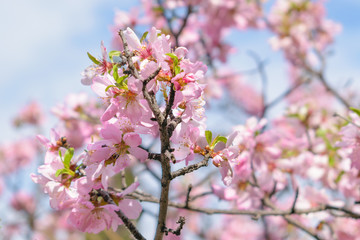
top-left (31, 26), bottom-right (213, 234)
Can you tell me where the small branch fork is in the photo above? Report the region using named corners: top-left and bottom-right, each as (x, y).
top-left (97, 189), bottom-right (146, 240)
top-left (156, 0), bottom-right (193, 47)
top-left (304, 64), bottom-right (350, 109)
top-left (163, 216), bottom-right (186, 236)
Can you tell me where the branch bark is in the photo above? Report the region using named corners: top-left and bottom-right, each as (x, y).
top-left (129, 191), bottom-right (360, 219)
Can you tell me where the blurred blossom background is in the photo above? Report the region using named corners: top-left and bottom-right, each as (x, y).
top-left (0, 0), bottom-right (360, 238)
top-left (0, 0), bottom-right (359, 141)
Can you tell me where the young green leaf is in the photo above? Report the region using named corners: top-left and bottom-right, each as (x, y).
top-left (113, 64), bottom-right (119, 81)
top-left (109, 50), bottom-right (121, 61)
top-left (174, 66), bottom-right (181, 75)
top-left (335, 170), bottom-right (345, 183)
top-left (117, 75), bottom-right (128, 86)
top-left (63, 148), bottom-right (74, 169)
top-left (55, 168), bottom-right (75, 177)
top-left (87, 52), bottom-right (101, 65)
top-left (165, 53), bottom-right (179, 66)
top-left (205, 130), bottom-right (212, 145)
top-left (152, 6), bottom-right (164, 13)
top-left (350, 107), bottom-right (360, 118)
top-left (105, 85), bottom-right (117, 92)
top-left (140, 31), bottom-right (149, 43)
top-left (328, 155), bottom-right (335, 167)
top-left (211, 136), bottom-right (227, 149)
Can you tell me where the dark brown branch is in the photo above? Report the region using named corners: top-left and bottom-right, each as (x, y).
top-left (163, 216), bottom-right (186, 236)
top-left (171, 153), bottom-right (211, 179)
top-left (148, 153), bottom-right (161, 161)
top-left (119, 29), bottom-right (172, 240)
top-left (167, 117), bottom-right (182, 138)
top-left (291, 188), bottom-right (299, 213)
top-left (164, 85), bottom-right (176, 121)
top-left (97, 189), bottom-right (146, 240)
top-left (116, 210), bottom-right (146, 240)
top-left (185, 184), bottom-right (192, 208)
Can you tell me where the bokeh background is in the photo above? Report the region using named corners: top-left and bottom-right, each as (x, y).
top-left (0, 0), bottom-right (360, 238)
top-left (0, 0), bottom-right (359, 142)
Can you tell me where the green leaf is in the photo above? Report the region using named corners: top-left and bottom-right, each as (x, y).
top-left (165, 53), bottom-right (179, 66)
top-left (335, 170), bottom-right (345, 183)
top-left (113, 64), bottom-right (119, 81)
top-left (63, 148), bottom-right (74, 169)
top-left (117, 75), bottom-right (128, 86)
top-left (205, 130), bottom-right (212, 145)
top-left (152, 6), bottom-right (164, 13)
top-left (212, 136), bottom-right (227, 147)
top-left (350, 107), bottom-right (360, 118)
top-left (174, 66), bottom-right (181, 75)
top-left (109, 50), bottom-right (121, 61)
top-left (105, 84), bottom-right (117, 92)
top-left (55, 168), bottom-right (75, 177)
top-left (59, 149), bottom-right (63, 161)
top-left (140, 31), bottom-right (149, 43)
top-left (328, 155), bottom-right (335, 167)
top-left (87, 52), bottom-right (100, 65)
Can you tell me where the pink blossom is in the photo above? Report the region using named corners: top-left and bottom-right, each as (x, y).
top-left (68, 182), bottom-right (142, 234)
top-left (13, 101), bottom-right (45, 127)
top-left (68, 200), bottom-right (122, 234)
top-left (337, 113), bottom-right (360, 170)
top-left (10, 191), bottom-right (36, 213)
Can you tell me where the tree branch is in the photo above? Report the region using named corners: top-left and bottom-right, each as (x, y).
top-left (305, 65), bottom-right (350, 108)
top-left (163, 216), bottom-right (186, 236)
top-left (97, 189), bottom-right (146, 240)
top-left (128, 191), bottom-right (360, 219)
top-left (171, 153), bottom-right (211, 179)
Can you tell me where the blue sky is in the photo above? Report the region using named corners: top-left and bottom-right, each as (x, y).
top-left (0, 0), bottom-right (359, 142)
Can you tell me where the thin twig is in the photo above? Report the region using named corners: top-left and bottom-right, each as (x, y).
top-left (163, 216), bottom-right (186, 236)
top-left (291, 188), bottom-right (299, 213)
top-left (265, 80), bottom-right (306, 110)
top-left (247, 50), bottom-right (267, 118)
top-left (171, 153), bottom-right (211, 179)
top-left (185, 184), bottom-right (192, 208)
top-left (144, 162), bottom-right (161, 181)
top-left (128, 191), bottom-right (360, 219)
top-left (305, 65), bottom-right (350, 108)
top-left (97, 189), bottom-right (146, 240)
top-left (334, 112), bottom-right (360, 129)
top-left (263, 197), bottom-right (322, 240)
